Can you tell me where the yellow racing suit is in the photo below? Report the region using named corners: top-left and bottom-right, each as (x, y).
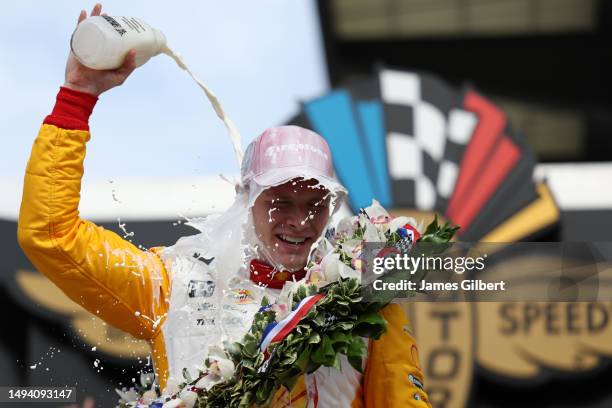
top-left (18, 87), bottom-right (431, 407)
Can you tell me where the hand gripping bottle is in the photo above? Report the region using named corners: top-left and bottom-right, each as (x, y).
top-left (71, 15), bottom-right (166, 70)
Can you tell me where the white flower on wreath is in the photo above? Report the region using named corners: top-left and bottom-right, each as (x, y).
top-left (340, 238), bottom-right (362, 257)
top-left (305, 263), bottom-right (325, 285)
top-left (336, 215), bottom-right (359, 238)
top-left (162, 398), bottom-right (186, 408)
top-left (321, 252), bottom-right (361, 283)
top-left (309, 237), bottom-right (334, 263)
top-left (194, 374), bottom-right (222, 391)
top-left (188, 345), bottom-right (237, 394)
top-left (363, 200), bottom-right (390, 224)
top-left (179, 389), bottom-right (198, 408)
top-left (207, 345), bottom-right (235, 379)
top-left (363, 222), bottom-right (387, 242)
top-left (115, 388), bottom-right (139, 405)
top-left (276, 279), bottom-right (302, 312)
top-left (140, 390), bottom-right (158, 405)
top-left (270, 302), bottom-right (290, 322)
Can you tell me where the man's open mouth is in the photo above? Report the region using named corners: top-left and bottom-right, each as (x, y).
top-left (276, 234), bottom-right (308, 246)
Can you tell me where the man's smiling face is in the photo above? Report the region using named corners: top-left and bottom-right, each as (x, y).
top-left (252, 178), bottom-right (331, 271)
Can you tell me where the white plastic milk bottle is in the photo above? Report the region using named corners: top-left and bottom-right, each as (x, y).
top-left (71, 15), bottom-right (166, 69)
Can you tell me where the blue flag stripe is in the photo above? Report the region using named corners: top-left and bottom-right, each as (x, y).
top-left (356, 100), bottom-right (392, 207)
top-left (304, 91), bottom-right (377, 210)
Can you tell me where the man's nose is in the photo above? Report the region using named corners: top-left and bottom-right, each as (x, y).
top-left (285, 206), bottom-right (311, 229)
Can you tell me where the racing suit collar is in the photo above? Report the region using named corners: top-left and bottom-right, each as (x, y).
top-left (249, 259), bottom-right (307, 289)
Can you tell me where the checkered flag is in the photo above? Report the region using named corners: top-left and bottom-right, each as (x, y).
top-left (291, 67), bottom-right (555, 241)
top-left (394, 236), bottom-right (414, 255)
top-left (378, 69), bottom-right (477, 211)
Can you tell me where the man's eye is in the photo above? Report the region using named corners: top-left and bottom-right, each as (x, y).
top-left (272, 200), bottom-right (290, 208)
top-left (309, 202), bottom-right (328, 213)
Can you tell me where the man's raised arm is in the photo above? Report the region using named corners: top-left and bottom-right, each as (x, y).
top-left (17, 4), bottom-right (169, 341)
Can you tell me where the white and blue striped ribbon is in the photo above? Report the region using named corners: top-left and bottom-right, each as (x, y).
top-left (259, 294), bottom-right (323, 355)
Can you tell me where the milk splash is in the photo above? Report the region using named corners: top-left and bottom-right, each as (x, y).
top-left (162, 46), bottom-right (244, 167)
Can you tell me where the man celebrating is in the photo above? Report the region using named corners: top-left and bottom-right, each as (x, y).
top-left (18, 4), bottom-right (430, 407)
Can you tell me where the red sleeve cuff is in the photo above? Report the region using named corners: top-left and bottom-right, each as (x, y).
top-left (43, 86), bottom-right (99, 131)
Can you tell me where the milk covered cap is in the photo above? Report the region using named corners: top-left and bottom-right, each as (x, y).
top-left (240, 126), bottom-right (347, 197)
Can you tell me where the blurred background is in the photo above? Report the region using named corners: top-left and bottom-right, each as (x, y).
top-left (322, 0), bottom-right (611, 164)
top-left (1, 1), bottom-right (611, 407)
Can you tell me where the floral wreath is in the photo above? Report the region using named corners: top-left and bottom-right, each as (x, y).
top-left (117, 201), bottom-right (458, 408)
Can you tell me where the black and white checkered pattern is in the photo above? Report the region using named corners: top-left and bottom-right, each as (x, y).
top-left (378, 69), bottom-right (477, 212)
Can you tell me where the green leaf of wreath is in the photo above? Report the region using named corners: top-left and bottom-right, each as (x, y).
top-left (353, 312), bottom-right (387, 339)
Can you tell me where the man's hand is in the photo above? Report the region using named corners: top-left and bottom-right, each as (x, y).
top-left (64, 3), bottom-right (136, 96)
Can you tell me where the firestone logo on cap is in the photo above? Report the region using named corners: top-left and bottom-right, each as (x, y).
top-left (264, 144), bottom-right (329, 161)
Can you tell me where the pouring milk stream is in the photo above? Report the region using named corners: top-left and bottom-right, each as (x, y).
top-left (71, 15), bottom-right (244, 165)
